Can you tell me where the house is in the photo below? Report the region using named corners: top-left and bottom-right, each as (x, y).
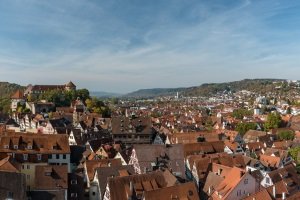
top-left (143, 181), bottom-right (200, 200)
top-left (68, 172), bottom-right (85, 200)
top-left (259, 154), bottom-right (284, 170)
top-left (203, 171), bottom-right (224, 199)
top-left (243, 130), bottom-right (267, 143)
top-left (243, 188), bottom-right (273, 200)
top-left (129, 144), bottom-right (185, 178)
top-left (0, 156), bottom-right (20, 172)
top-left (224, 140), bottom-right (244, 154)
top-left (43, 118), bottom-right (71, 134)
top-left (24, 81), bottom-right (76, 96)
top-left (111, 116), bottom-right (153, 145)
top-left (90, 165), bottom-right (135, 200)
top-left (31, 165), bottom-right (68, 200)
top-left (211, 167), bottom-right (259, 200)
top-left (261, 163), bottom-right (300, 189)
top-left (104, 170), bottom-right (177, 200)
top-left (10, 90), bottom-right (25, 112)
top-left (26, 101), bottom-right (55, 114)
top-left (0, 132), bottom-right (71, 190)
top-left (84, 159), bottom-right (123, 188)
top-left (183, 141), bottom-right (225, 157)
top-left (0, 171), bottom-right (27, 200)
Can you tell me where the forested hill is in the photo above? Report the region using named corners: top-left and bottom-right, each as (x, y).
top-left (125, 79), bottom-right (286, 98)
top-left (0, 82), bottom-right (24, 112)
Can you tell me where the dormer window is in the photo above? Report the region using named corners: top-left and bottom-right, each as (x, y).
top-left (23, 154), bottom-right (28, 161)
top-left (27, 145), bottom-right (32, 150)
top-left (13, 145), bottom-right (18, 150)
top-left (3, 145), bottom-right (9, 149)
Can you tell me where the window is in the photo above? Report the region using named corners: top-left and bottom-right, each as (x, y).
top-left (92, 192), bottom-right (96, 196)
top-left (63, 154), bottom-right (66, 159)
top-left (27, 145), bottom-right (32, 150)
top-left (27, 165), bottom-right (30, 169)
top-left (7, 191), bottom-right (13, 199)
top-left (48, 154), bottom-right (52, 159)
top-left (3, 145), bottom-right (9, 149)
top-left (244, 178), bottom-right (248, 184)
top-left (22, 165), bottom-right (25, 170)
top-left (56, 154), bottom-right (59, 159)
top-left (23, 154), bottom-right (28, 161)
top-left (71, 193), bottom-right (77, 197)
top-left (266, 177), bottom-right (270, 184)
top-left (13, 145), bottom-right (18, 149)
top-left (27, 174), bottom-right (30, 180)
top-left (37, 154), bottom-right (42, 161)
top-left (71, 179), bottom-right (77, 185)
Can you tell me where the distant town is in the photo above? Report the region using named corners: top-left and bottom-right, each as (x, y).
top-left (1, 79), bottom-right (300, 200)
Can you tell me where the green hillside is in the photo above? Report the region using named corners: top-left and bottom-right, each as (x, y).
top-left (0, 82), bottom-right (24, 113)
top-left (125, 79), bottom-right (287, 98)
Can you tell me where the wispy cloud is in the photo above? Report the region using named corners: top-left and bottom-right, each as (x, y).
top-left (1, 0), bottom-right (300, 92)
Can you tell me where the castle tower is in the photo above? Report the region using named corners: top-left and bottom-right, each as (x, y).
top-left (65, 81), bottom-right (76, 91)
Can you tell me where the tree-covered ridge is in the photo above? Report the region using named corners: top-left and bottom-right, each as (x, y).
top-left (0, 82), bottom-right (24, 113)
top-left (125, 79), bottom-right (286, 98)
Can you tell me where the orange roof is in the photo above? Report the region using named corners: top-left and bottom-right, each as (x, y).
top-left (0, 156), bottom-right (20, 172)
top-left (259, 154), bottom-right (281, 168)
top-left (143, 181), bottom-right (200, 200)
top-left (212, 167), bottom-right (245, 199)
top-left (243, 189), bottom-right (273, 200)
top-left (10, 90), bottom-right (24, 99)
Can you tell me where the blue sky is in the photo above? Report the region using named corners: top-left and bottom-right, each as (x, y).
top-left (1, 0), bottom-right (300, 93)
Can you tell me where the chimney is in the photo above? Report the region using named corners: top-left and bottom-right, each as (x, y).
top-left (273, 186), bottom-right (276, 198)
top-left (282, 192), bottom-right (286, 200)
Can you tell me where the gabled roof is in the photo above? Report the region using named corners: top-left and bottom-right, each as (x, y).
top-left (203, 171), bottom-right (224, 196)
top-left (95, 165), bottom-right (135, 199)
top-left (0, 156), bottom-right (20, 172)
top-left (267, 163), bottom-right (300, 188)
top-left (259, 154), bottom-right (281, 168)
top-left (107, 171), bottom-right (169, 200)
top-left (85, 159), bottom-right (122, 181)
top-left (212, 167), bottom-right (246, 199)
top-left (131, 144), bottom-right (185, 178)
top-left (66, 81), bottom-right (76, 87)
top-left (35, 165), bottom-right (68, 190)
top-left (143, 181), bottom-right (200, 200)
top-left (10, 90), bottom-right (24, 99)
top-left (243, 188), bottom-right (273, 200)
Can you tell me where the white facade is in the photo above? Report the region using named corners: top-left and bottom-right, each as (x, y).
top-left (225, 173), bottom-right (259, 200)
top-left (48, 153), bottom-right (71, 172)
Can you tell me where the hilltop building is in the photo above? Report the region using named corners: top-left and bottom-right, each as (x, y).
top-left (24, 81), bottom-right (76, 96)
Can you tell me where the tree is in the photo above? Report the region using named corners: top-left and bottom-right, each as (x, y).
top-left (75, 89), bottom-right (90, 102)
top-left (288, 147), bottom-right (300, 164)
top-left (85, 97), bottom-right (111, 117)
top-left (265, 112), bottom-right (282, 131)
top-left (235, 122), bottom-right (257, 136)
top-left (232, 108), bottom-right (253, 119)
top-left (278, 130), bottom-right (295, 140)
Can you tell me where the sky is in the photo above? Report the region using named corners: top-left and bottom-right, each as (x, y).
top-left (1, 0), bottom-right (300, 93)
